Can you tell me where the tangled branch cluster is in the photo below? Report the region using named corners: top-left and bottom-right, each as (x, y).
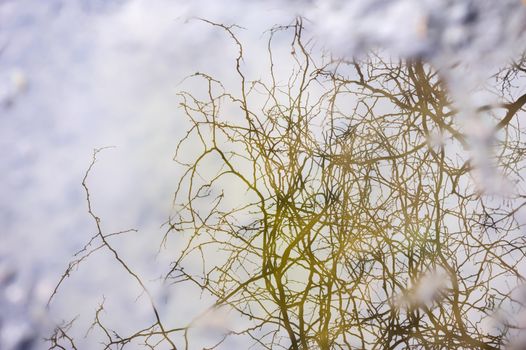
top-left (50, 20), bottom-right (526, 350)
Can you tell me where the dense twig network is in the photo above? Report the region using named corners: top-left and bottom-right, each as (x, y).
top-left (49, 19), bottom-right (526, 349)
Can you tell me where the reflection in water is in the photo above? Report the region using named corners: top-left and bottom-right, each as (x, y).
top-left (2, 1), bottom-right (526, 349)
